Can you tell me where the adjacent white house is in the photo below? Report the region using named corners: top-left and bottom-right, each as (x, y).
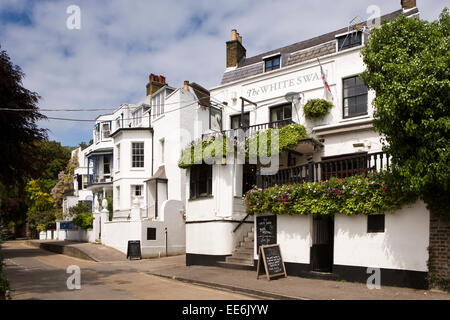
top-left (183, 1), bottom-right (431, 289)
top-left (59, 74), bottom-right (212, 258)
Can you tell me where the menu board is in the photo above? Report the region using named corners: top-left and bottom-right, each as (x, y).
top-left (256, 215), bottom-right (277, 250)
top-left (256, 244), bottom-right (287, 280)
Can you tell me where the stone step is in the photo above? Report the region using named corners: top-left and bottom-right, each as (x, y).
top-left (234, 247), bottom-right (253, 254)
top-left (231, 251), bottom-right (253, 259)
top-left (216, 261), bottom-right (255, 271)
top-left (243, 236), bottom-right (254, 242)
top-left (225, 256), bottom-right (254, 265)
top-left (247, 232), bottom-right (254, 238)
top-left (240, 241), bottom-right (254, 249)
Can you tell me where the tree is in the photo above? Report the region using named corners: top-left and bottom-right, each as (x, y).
top-left (360, 9), bottom-right (449, 218)
top-left (0, 46), bottom-right (47, 187)
top-left (31, 141), bottom-right (72, 180)
top-left (25, 179), bottom-right (58, 237)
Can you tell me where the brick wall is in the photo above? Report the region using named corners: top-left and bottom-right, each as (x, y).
top-left (428, 213), bottom-right (450, 290)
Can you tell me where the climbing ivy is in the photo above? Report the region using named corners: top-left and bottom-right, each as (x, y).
top-left (178, 124), bottom-right (309, 168)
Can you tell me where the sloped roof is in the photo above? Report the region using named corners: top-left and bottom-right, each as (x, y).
top-left (221, 8), bottom-right (418, 85)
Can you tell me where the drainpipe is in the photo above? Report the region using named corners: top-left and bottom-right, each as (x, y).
top-left (165, 227), bottom-right (168, 257)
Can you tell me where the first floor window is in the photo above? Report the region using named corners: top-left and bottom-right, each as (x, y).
top-left (132, 142), bottom-right (144, 168)
top-left (132, 185), bottom-right (143, 197)
top-left (270, 103), bottom-right (292, 123)
top-left (116, 144), bottom-right (120, 171)
top-left (190, 164), bottom-right (212, 199)
top-left (103, 156), bottom-right (111, 174)
top-left (343, 75), bottom-right (368, 118)
top-left (230, 112), bottom-right (249, 129)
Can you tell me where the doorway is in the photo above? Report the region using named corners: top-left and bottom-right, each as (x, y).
top-left (310, 215), bottom-right (334, 272)
top-left (242, 164), bottom-right (257, 194)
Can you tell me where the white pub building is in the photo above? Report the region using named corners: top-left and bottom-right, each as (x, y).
top-left (184, 1), bottom-right (433, 288)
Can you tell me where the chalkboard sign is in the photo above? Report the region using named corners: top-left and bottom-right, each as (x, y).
top-left (256, 244), bottom-right (287, 280)
top-left (256, 215), bottom-right (277, 251)
top-left (126, 240), bottom-right (142, 260)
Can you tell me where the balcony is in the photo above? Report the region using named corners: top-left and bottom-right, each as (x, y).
top-left (87, 174), bottom-right (113, 186)
top-left (258, 151), bottom-right (390, 188)
top-left (202, 119), bottom-right (294, 139)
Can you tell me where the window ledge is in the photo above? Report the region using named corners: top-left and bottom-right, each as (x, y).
top-left (188, 195), bottom-right (214, 202)
top-left (152, 114), bottom-right (165, 122)
top-left (130, 168), bottom-right (145, 171)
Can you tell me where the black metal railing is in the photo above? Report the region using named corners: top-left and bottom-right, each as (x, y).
top-left (257, 151), bottom-right (389, 189)
top-left (87, 174), bottom-right (113, 185)
top-left (202, 119), bottom-right (294, 139)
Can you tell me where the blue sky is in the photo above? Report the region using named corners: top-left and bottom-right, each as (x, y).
top-left (0, 0), bottom-right (448, 147)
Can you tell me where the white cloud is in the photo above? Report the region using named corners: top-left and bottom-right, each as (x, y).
top-left (0, 0), bottom-right (447, 145)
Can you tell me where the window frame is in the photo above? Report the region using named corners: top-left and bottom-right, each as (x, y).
top-left (131, 142), bottom-right (145, 168)
top-left (230, 112), bottom-right (250, 129)
top-left (189, 164), bottom-right (213, 200)
top-left (264, 55), bottom-right (281, 72)
top-left (342, 75), bottom-right (368, 119)
top-left (336, 30), bottom-right (363, 52)
top-left (269, 103), bottom-right (292, 123)
top-left (367, 214), bottom-right (385, 233)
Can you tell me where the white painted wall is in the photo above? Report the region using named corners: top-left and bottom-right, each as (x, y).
top-left (334, 200), bottom-right (429, 271)
top-left (251, 200), bottom-right (429, 272)
top-left (253, 214), bottom-right (312, 264)
top-left (102, 199), bottom-right (185, 257)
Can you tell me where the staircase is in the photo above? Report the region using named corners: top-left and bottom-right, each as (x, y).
top-left (217, 227), bottom-right (255, 270)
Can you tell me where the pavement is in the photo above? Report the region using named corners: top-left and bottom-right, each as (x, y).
top-left (1, 241), bottom-right (255, 300)
top-left (4, 240), bottom-right (450, 300)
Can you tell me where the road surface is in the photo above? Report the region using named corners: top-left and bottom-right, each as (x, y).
top-left (2, 240), bottom-right (256, 300)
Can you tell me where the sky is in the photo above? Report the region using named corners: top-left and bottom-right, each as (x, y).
top-left (0, 0), bottom-right (448, 147)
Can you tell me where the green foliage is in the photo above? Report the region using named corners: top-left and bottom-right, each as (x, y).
top-left (68, 202), bottom-right (93, 230)
top-left (244, 171), bottom-right (418, 216)
top-left (25, 179), bottom-right (58, 235)
top-left (72, 212), bottom-right (93, 230)
top-left (67, 201), bottom-right (89, 219)
top-left (106, 196), bottom-right (113, 221)
top-left (178, 124), bottom-right (309, 168)
top-left (0, 242), bottom-right (10, 299)
top-left (32, 141), bottom-right (72, 181)
top-left (303, 99), bottom-right (334, 120)
top-left (360, 9), bottom-right (450, 218)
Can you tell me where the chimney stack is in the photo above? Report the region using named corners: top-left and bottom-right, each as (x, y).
top-left (401, 0), bottom-right (416, 10)
top-left (146, 73), bottom-right (166, 96)
top-left (184, 80), bottom-right (189, 91)
top-left (226, 29), bottom-right (246, 68)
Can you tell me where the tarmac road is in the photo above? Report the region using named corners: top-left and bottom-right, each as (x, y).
top-left (1, 240), bottom-right (256, 300)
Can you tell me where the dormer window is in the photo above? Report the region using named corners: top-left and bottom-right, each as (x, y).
top-left (132, 107), bottom-right (143, 126)
top-left (102, 122), bottom-right (111, 139)
top-left (264, 54), bottom-right (281, 72)
top-left (336, 31), bottom-right (363, 51)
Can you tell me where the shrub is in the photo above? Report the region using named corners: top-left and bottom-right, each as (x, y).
top-left (303, 99), bottom-right (333, 120)
top-left (72, 212), bottom-right (93, 230)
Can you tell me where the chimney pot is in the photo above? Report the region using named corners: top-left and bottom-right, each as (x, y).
top-left (146, 73), bottom-right (167, 96)
top-left (231, 29), bottom-right (238, 41)
top-left (184, 81), bottom-right (189, 91)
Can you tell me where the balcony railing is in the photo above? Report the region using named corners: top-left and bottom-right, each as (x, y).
top-left (202, 119), bottom-right (294, 139)
top-left (87, 174), bottom-right (113, 185)
top-left (257, 151), bottom-right (390, 189)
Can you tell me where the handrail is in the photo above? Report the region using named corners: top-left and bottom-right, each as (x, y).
top-left (233, 214), bottom-right (250, 233)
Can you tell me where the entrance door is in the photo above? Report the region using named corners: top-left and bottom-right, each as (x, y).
top-left (242, 164), bottom-right (257, 194)
top-left (310, 215), bottom-right (334, 272)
